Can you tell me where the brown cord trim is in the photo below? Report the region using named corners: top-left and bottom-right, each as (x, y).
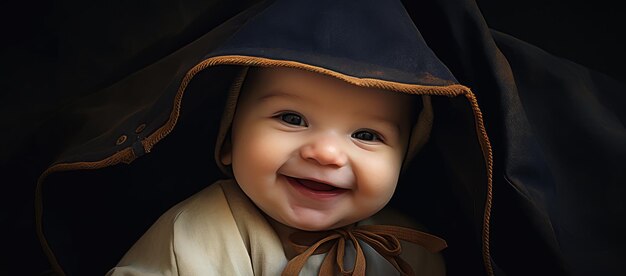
top-left (464, 92), bottom-right (495, 276)
top-left (36, 55), bottom-right (494, 276)
top-left (35, 147), bottom-right (136, 276)
top-left (142, 56), bottom-right (471, 153)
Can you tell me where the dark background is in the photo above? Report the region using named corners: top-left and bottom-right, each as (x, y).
top-left (1, 0), bottom-right (624, 275)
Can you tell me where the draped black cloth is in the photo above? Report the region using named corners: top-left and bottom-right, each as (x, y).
top-left (1, 0), bottom-right (624, 275)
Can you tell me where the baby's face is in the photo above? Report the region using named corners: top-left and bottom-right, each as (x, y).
top-left (223, 67), bottom-right (413, 231)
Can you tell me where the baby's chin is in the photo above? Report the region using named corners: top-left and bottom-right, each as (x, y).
top-left (277, 215), bottom-right (360, 232)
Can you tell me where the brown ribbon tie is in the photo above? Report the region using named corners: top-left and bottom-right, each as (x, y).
top-left (282, 225), bottom-right (447, 276)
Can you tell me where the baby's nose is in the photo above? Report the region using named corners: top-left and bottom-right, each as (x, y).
top-left (300, 135), bottom-right (348, 167)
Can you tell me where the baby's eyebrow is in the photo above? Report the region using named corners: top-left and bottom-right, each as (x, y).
top-left (358, 113), bottom-right (404, 135)
top-left (256, 90), bottom-right (304, 102)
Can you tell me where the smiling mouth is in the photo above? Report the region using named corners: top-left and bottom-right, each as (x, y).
top-left (285, 176), bottom-right (348, 198)
top-left (296, 178), bottom-right (337, 191)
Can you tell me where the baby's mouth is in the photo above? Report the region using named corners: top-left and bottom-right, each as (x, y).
top-left (286, 176), bottom-right (348, 194)
top-left (296, 178), bottom-right (337, 191)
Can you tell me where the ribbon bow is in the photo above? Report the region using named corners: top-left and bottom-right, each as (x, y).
top-left (281, 225), bottom-right (447, 276)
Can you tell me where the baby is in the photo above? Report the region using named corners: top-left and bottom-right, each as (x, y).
top-left (107, 66), bottom-right (447, 275)
top-left (223, 67), bottom-right (414, 233)
top-left (97, 0), bottom-right (495, 274)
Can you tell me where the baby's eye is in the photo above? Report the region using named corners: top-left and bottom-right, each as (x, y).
top-left (351, 130), bottom-right (382, 142)
top-left (278, 112), bottom-right (307, 126)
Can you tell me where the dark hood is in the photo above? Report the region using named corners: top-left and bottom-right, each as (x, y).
top-left (32, 0), bottom-right (625, 275)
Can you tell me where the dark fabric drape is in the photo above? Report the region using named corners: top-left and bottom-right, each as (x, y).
top-left (1, 0), bottom-right (624, 275)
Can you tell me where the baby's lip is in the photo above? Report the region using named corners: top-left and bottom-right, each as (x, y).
top-left (281, 173), bottom-right (352, 190)
top-left (295, 177), bottom-right (344, 191)
top-left (284, 176), bottom-right (350, 199)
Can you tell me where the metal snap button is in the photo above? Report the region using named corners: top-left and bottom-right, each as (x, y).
top-left (116, 135), bottom-right (128, 145)
top-left (135, 123), bottom-right (146, 134)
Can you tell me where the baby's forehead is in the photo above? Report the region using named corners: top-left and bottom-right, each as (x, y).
top-left (236, 67), bottom-right (417, 132)
top-left (242, 67), bottom-right (413, 107)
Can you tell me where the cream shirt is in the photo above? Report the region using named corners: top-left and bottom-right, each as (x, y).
top-left (107, 179), bottom-right (445, 275)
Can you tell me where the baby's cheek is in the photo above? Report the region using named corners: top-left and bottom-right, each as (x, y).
top-left (358, 154), bottom-right (402, 193)
top-left (234, 131), bottom-right (291, 175)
